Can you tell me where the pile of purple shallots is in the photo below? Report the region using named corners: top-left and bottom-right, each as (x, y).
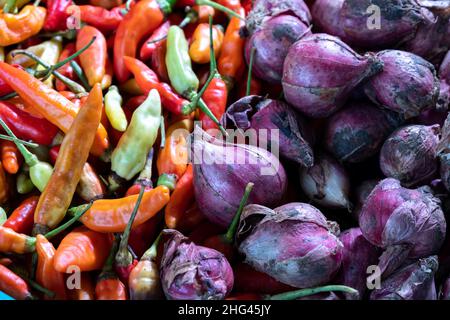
top-left (169, 0), bottom-right (450, 301)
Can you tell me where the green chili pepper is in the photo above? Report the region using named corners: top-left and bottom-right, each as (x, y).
top-left (0, 119), bottom-right (53, 192)
top-left (110, 89), bottom-right (161, 186)
top-left (165, 25), bottom-right (226, 136)
top-left (17, 168), bottom-right (35, 194)
top-left (0, 207), bottom-right (6, 225)
top-left (104, 85), bottom-right (127, 132)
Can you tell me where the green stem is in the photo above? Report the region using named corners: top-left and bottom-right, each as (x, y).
top-left (38, 29), bottom-right (77, 40)
top-left (157, 173), bottom-right (176, 191)
top-left (224, 182), bottom-right (253, 243)
top-left (141, 232), bottom-right (162, 261)
top-left (0, 119), bottom-right (39, 167)
top-left (101, 234), bottom-right (120, 275)
top-left (266, 285), bottom-right (359, 300)
top-left (3, 0), bottom-right (17, 13)
top-left (137, 149), bottom-right (154, 182)
top-left (70, 60), bottom-right (91, 91)
top-left (195, 0), bottom-right (244, 20)
top-left (0, 134), bottom-right (39, 148)
top-left (160, 116), bottom-right (166, 148)
top-left (44, 202), bottom-right (93, 240)
top-left (34, 37), bottom-right (96, 78)
top-left (116, 185), bottom-right (146, 265)
top-left (27, 278), bottom-right (55, 299)
top-left (198, 98), bottom-right (227, 136)
top-left (0, 92), bottom-right (18, 100)
top-left (246, 47), bottom-right (256, 96)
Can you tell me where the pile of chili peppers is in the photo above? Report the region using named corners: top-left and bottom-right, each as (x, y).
top-left (0, 0), bottom-right (412, 301)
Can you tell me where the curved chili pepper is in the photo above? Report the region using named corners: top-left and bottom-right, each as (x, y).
top-left (77, 26), bottom-right (107, 87)
top-left (157, 120), bottom-right (192, 180)
top-left (189, 23), bottom-right (224, 64)
top-left (95, 235), bottom-right (127, 300)
top-left (78, 4), bottom-right (125, 33)
top-left (54, 225), bottom-right (111, 273)
top-left (0, 226), bottom-right (35, 254)
top-left (140, 20), bottom-right (171, 61)
top-left (199, 75), bottom-right (227, 131)
top-left (0, 62), bottom-right (109, 157)
top-left (0, 5), bottom-right (47, 47)
top-left (44, 0), bottom-right (72, 31)
top-left (218, 7), bottom-right (245, 88)
top-left (123, 56), bottom-right (188, 115)
top-left (74, 185), bottom-right (171, 233)
top-left (104, 85), bottom-right (127, 132)
top-left (35, 235), bottom-right (67, 300)
top-left (150, 37), bottom-right (169, 83)
top-left (55, 43), bottom-right (77, 92)
top-left (68, 273), bottom-right (95, 300)
top-left (101, 57), bottom-right (113, 90)
top-left (3, 196), bottom-right (38, 234)
top-left (0, 140), bottom-right (21, 174)
top-left (113, 0), bottom-right (176, 83)
top-left (0, 101), bottom-right (59, 146)
top-left (33, 84), bottom-right (103, 235)
top-left (0, 264), bottom-right (32, 300)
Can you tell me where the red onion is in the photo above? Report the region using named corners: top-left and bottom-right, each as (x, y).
top-left (364, 50), bottom-right (440, 119)
top-left (415, 108), bottom-right (448, 126)
top-left (237, 202), bottom-right (343, 288)
top-left (370, 256), bottom-right (438, 300)
top-left (324, 101), bottom-right (403, 163)
top-left (244, 15), bottom-right (311, 84)
top-left (440, 276), bottom-right (450, 300)
top-left (299, 153), bottom-right (351, 209)
top-left (160, 229), bottom-right (234, 300)
top-left (336, 228), bottom-right (379, 299)
top-left (311, 0), bottom-right (346, 39)
top-left (353, 179), bottom-right (379, 220)
top-left (440, 153), bottom-right (450, 192)
top-left (359, 178), bottom-right (446, 277)
top-left (437, 51), bottom-right (450, 110)
top-left (380, 125), bottom-right (440, 186)
top-left (191, 126), bottom-right (287, 228)
top-left (282, 34), bottom-right (383, 118)
top-left (221, 95), bottom-right (314, 167)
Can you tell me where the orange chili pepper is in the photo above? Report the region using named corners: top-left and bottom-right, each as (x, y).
top-left (0, 264), bottom-right (32, 300)
top-left (194, 5), bottom-right (215, 23)
top-left (54, 226), bottom-right (111, 273)
top-left (101, 57), bottom-right (113, 90)
top-left (0, 140), bottom-right (21, 174)
top-left (89, 0), bottom-right (123, 9)
top-left (157, 119), bottom-right (192, 179)
top-left (0, 163), bottom-right (8, 204)
top-left (189, 23), bottom-right (224, 64)
top-left (0, 62), bottom-right (109, 157)
top-left (0, 226), bottom-right (35, 254)
top-left (0, 6), bottom-right (47, 47)
top-left (78, 185), bottom-right (171, 233)
top-left (218, 7), bottom-right (246, 87)
top-left (164, 164), bottom-right (194, 229)
top-left (35, 235), bottom-right (67, 300)
top-left (68, 273), bottom-right (95, 300)
top-left (77, 26), bottom-right (107, 87)
top-left (33, 84), bottom-right (104, 235)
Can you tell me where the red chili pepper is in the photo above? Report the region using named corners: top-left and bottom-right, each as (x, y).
top-left (150, 38), bottom-right (169, 83)
top-left (0, 101), bottom-right (59, 145)
top-left (44, 0), bottom-right (72, 31)
top-left (128, 215), bottom-right (161, 258)
top-left (241, 0), bottom-right (252, 14)
top-left (55, 43), bottom-right (77, 92)
top-left (140, 20), bottom-right (171, 61)
top-left (0, 264), bottom-right (32, 300)
top-left (0, 65), bottom-right (23, 97)
top-left (123, 56), bottom-right (188, 115)
top-left (199, 75), bottom-right (227, 131)
top-left (3, 196), bottom-right (39, 235)
top-left (78, 4), bottom-right (127, 33)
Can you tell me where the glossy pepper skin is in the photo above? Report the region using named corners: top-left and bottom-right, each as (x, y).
top-left (54, 226), bottom-right (111, 273)
top-left (3, 196), bottom-right (38, 234)
top-left (0, 226), bottom-right (35, 254)
top-left (0, 140), bottom-right (21, 174)
top-left (44, 0), bottom-right (72, 31)
top-left (140, 20), bottom-right (171, 61)
top-left (78, 4), bottom-right (125, 33)
top-left (0, 62), bottom-right (109, 157)
top-left (104, 85), bottom-right (127, 132)
top-left (78, 185), bottom-right (171, 233)
top-left (33, 84), bottom-right (103, 235)
top-left (55, 44), bottom-right (77, 91)
top-left (0, 101), bottom-right (59, 146)
top-left (111, 89), bottom-right (161, 181)
top-left (0, 6), bottom-right (47, 46)
top-left (189, 23), bottom-right (224, 64)
top-left (77, 26), bottom-right (107, 87)
top-left (35, 235), bottom-right (67, 300)
top-left (113, 0), bottom-right (176, 83)
top-left (0, 264), bottom-right (32, 300)
top-left (199, 74), bottom-right (227, 131)
top-left (0, 163), bottom-right (7, 204)
top-left (124, 56), bottom-right (188, 115)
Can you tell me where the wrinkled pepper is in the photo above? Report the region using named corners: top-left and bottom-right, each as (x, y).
top-left (55, 43), bottom-right (77, 92)
top-left (78, 4), bottom-right (124, 33)
top-left (77, 26), bottom-right (107, 87)
top-left (44, 0), bottom-right (72, 31)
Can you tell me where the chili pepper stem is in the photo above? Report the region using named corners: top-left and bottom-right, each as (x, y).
top-left (160, 116), bottom-right (166, 148)
top-left (26, 278), bottom-right (56, 299)
top-left (157, 173), bottom-right (176, 191)
top-left (43, 202), bottom-right (93, 239)
top-left (0, 135), bottom-right (39, 148)
top-left (115, 185), bottom-right (146, 267)
top-left (265, 285), bottom-right (359, 300)
top-left (99, 234), bottom-right (120, 280)
top-left (183, 94), bottom-right (227, 136)
top-left (224, 182), bottom-right (253, 243)
top-left (195, 0), bottom-right (244, 20)
top-left (246, 47), bottom-right (256, 96)
top-left (141, 232), bottom-right (162, 261)
top-left (0, 92), bottom-right (18, 101)
top-left (70, 60), bottom-right (91, 91)
top-left (3, 0), bottom-right (17, 14)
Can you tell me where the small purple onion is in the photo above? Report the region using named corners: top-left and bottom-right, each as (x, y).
top-left (282, 34), bottom-right (383, 118)
top-left (160, 229), bottom-right (234, 300)
top-left (437, 51), bottom-right (450, 110)
top-left (365, 50), bottom-right (440, 119)
top-left (440, 153), bottom-right (450, 192)
top-left (370, 256), bottom-right (439, 300)
top-left (299, 153), bottom-right (351, 209)
top-left (311, 0), bottom-right (346, 39)
top-left (380, 125), bottom-right (440, 186)
top-left (237, 202), bottom-right (343, 288)
top-left (221, 95), bottom-right (314, 167)
top-left (359, 178), bottom-right (446, 277)
top-left (191, 126), bottom-right (287, 228)
top-left (244, 15), bottom-right (311, 84)
top-left (336, 228), bottom-right (380, 299)
top-left (440, 276), bottom-right (450, 300)
top-left (353, 179), bottom-right (379, 220)
top-left (324, 101), bottom-right (403, 163)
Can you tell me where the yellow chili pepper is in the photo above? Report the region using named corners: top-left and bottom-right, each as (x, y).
top-left (189, 23), bottom-right (224, 64)
top-left (104, 85), bottom-right (127, 132)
